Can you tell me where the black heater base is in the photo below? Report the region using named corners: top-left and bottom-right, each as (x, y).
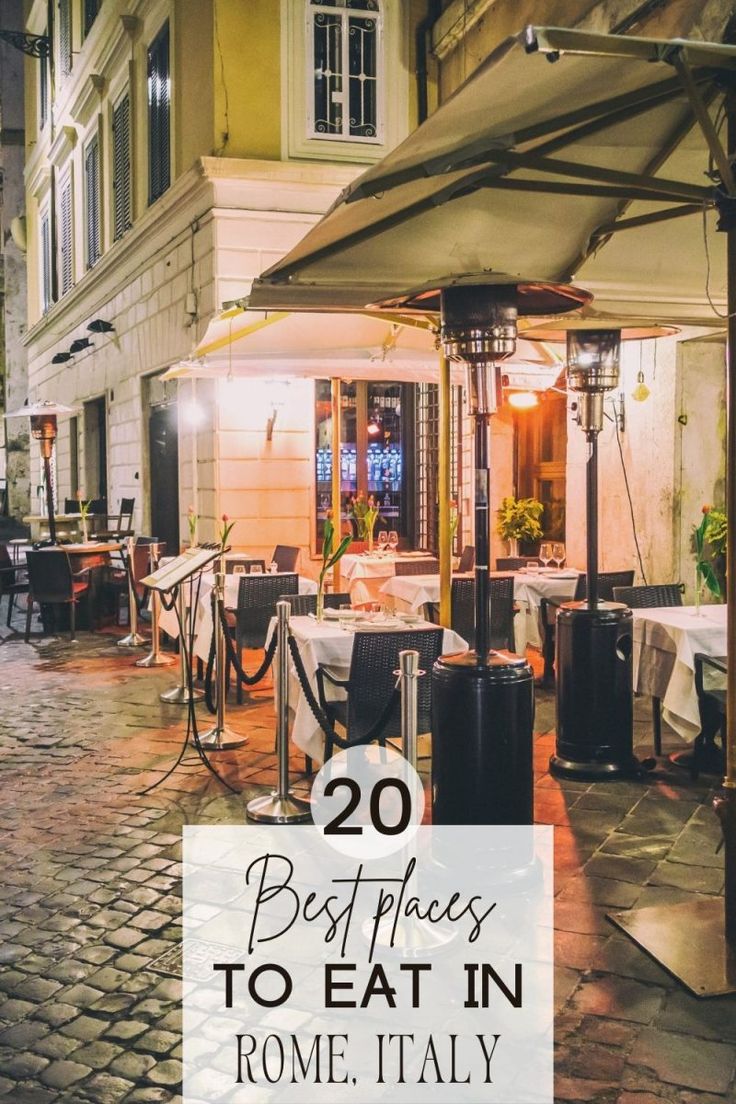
top-left (431, 650), bottom-right (534, 825)
top-left (550, 601), bottom-right (640, 781)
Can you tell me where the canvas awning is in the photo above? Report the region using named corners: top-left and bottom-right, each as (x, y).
top-left (248, 25), bottom-right (736, 323)
top-left (162, 307), bottom-right (562, 386)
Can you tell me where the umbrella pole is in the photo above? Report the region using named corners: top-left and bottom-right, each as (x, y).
top-left (438, 354), bottom-right (452, 627)
top-left (331, 378), bottom-right (342, 591)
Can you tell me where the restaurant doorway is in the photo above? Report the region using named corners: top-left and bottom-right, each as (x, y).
top-left (83, 396), bottom-right (108, 505)
top-left (515, 391), bottom-right (567, 546)
top-left (148, 401), bottom-right (179, 554)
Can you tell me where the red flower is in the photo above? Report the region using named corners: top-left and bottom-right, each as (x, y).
top-left (702, 504), bottom-right (711, 514)
top-left (221, 513), bottom-right (229, 522)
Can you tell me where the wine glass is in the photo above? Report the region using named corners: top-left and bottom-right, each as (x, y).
top-left (539, 542), bottom-right (552, 569)
top-left (552, 542), bottom-right (566, 569)
top-left (388, 530), bottom-right (399, 553)
top-left (377, 530), bottom-right (389, 553)
top-left (250, 562), bottom-right (263, 575)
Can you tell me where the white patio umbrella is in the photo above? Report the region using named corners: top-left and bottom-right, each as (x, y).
top-left (245, 16), bottom-right (736, 984)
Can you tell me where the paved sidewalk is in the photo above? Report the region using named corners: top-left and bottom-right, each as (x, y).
top-left (0, 630), bottom-right (734, 1103)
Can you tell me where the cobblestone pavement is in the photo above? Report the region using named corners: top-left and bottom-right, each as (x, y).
top-left (0, 625), bottom-right (735, 1103)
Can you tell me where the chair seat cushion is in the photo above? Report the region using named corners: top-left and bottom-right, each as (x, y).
top-left (72, 581), bottom-right (89, 595)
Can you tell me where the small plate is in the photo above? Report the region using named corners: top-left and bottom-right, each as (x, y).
top-left (396, 612), bottom-right (422, 623)
top-left (324, 608), bottom-right (359, 620)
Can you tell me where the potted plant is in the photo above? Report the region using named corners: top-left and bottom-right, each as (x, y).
top-left (693, 504), bottom-right (724, 613)
top-left (496, 495), bottom-right (544, 557)
top-left (317, 513), bottom-right (351, 621)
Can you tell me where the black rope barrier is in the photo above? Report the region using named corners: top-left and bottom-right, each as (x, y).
top-left (124, 544), bottom-right (149, 616)
top-left (217, 600), bottom-right (278, 687)
top-left (204, 590), bottom-right (218, 714)
top-left (286, 631), bottom-right (399, 753)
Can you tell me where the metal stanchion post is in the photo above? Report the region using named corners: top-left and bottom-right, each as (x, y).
top-left (160, 584), bottom-right (205, 705)
top-left (399, 649), bottom-right (420, 771)
top-left (118, 536), bottom-right (146, 648)
top-left (137, 543), bottom-right (175, 668)
top-left (247, 600), bottom-right (311, 823)
top-left (198, 556), bottom-right (247, 750)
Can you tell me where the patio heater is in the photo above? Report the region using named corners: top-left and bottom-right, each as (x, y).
top-left (5, 401), bottom-right (78, 546)
top-left (526, 321), bottom-right (673, 780)
top-left (400, 279), bottom-right (591, 825)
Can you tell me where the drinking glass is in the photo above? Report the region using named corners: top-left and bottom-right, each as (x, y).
top-left (388, 530), bottom-right (399, 553)
top-left (552, 542), bottom-right (566, 569)
top-left (250, 563), bottom-right (263, 575)
top-left (377, 530), bottom-right (389, 552)
top-left (539, 542), bottom-right (552, 568)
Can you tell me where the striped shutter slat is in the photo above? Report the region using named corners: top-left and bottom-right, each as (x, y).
top-left (59, 0), bottom-right (72, 77)
top-left (112, 93), bottom-right (132, 239)
top-left (147, 22), bottom-right (171, 204)
top-left (59, 177), bottom-right (73, 295)
top-left (85, 138), bottom-right (101, 268)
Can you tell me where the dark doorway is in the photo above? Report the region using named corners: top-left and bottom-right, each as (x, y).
top-left (149, 402), bottom-right (179, 554)
top-left (83, 396), bottom-right (107, 504)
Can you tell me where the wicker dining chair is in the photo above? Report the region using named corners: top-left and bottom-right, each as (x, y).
top-left (272, 545), bottom-right (300, 573)
top-left (226, 573), bottom-right (299, 702)
top-left (0, 542), bottom-right (29, 629)
top-left (458, 545), bottom-right (475, 572)
top-left (693, 653), bottom-right (726, 780)
top-left (316, 627), bottom-right (444, 760)
top-left (25, 550), bottom-right (91, 642)
top-left (395, 558), bottom-right (440, 576)
top-left (279, 592), bottom-right (351, 616)
top-left (496, 557), bottom-right (540, 571)
top-left (94, 497), bottom-right (135, 541)
top-left (447, 575), bottom-right (515, 651)
top-left (612, 582), bottom-right (684, 756)
top-left (540, 570), bottom-right (634, 685)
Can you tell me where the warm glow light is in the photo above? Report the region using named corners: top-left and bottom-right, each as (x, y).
top-left (182, 400), bottom-right (205, 428)
top-left (367, 420), bottom-right (381, 435)
top-left (508, 391), bottom-right (539, 410)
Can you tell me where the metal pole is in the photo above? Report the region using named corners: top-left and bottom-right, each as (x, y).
top-left (137, 542), bottom-right (175, 667)
top-left (438, 355), bottom-right (452, 628)
top-left (198, 554), bottom-right (247, 750)
top-left (118, 536), bottom-right (146, 647)
top-left (331, 378), bottom-right (343, 592)
top-left (43, 453), bottom-right (57, 544)
top-left (586, 433), bottom-right (599, 608)
top-left (399, 649), bottom-right (420, 770)
top-left (159, 583), bottom-right (205, 704)
top-left (474, 413), bottom-right (491, 662)
top-left (247, 600), bottom-right (311, 823)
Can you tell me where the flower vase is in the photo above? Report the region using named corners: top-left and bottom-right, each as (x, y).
top-left (694, 567), bottom-right (702, 616)
top-left (367, 529), bottom-right (374, 553)
top-left (81, 518), bottom-right (89, 543)
top-left (316, 587), bottom-right (325, 623)
top-left (508, 537), bottom-right (520, 558)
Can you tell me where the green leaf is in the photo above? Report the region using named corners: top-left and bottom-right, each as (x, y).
top-left (326, 534), bottom-right (352, 570)
top-left (700, 561), bottom-right (722, 599)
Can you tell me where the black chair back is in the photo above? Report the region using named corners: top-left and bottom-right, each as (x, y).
top-left (458, 545), bottom-right (475, 572)
top-left (571, 571), bottom-right (635, 601)
top-left (346, 628), bottom-right (443, 742)
top-left (450, 576), bottom-right (515, 651)
top-left (272, 545), bottom-right (300, 573)
top-left (0, 543), bottom-right (15, 587)
top-left (26, 550), bottom-right (73, 604)
top-left (64, 498), bottom-right (79, 513)
top-left (280, 592), bottom-right (351, 616)
top-left (395, 558), bottom-right (440, 576)
top-left (496, 557), bottom-right (527, 571)
top-left (612, 583), bottom-right (683, 608)
top-left (236, 573), bottom-right (299, 648)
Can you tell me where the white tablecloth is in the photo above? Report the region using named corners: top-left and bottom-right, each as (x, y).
top-left (158, 572), bottom-right (317, 660)
top-left (270, 614), bottom-right (467, 763)
top-left (379, 569), bottom-right (580, 650)
top-left (632, 604), bottom-right (726, 740)
top-left (340, 552), bottom-right (435, 605)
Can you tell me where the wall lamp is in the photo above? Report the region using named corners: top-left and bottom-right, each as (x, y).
top-left (266, 409), bottom-right (278, 441)
top-left (87, 319), bottom-right (115, 333)
top-left (51, 351), bottom-right (73, 364)
top-left (70, 337), bottom-right (93, 354)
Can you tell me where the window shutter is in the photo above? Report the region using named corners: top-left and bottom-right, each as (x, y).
top-left (41, 211), bottom-right (53, 313)
top-left (59, 0), bottom-right (72, 77)
top-left (39, 48), bottom-right (49, 129)
top-left (59, 177), bottom-right (73, 295)
top-left (84, 137), bottom-right (101, 269)
top-left (112, 93), bottom-right (132, 240)
top-left (147, 22), bottom-right (171, 204)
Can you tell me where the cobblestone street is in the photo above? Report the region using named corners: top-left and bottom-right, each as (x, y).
top-left (0, 628), bottom-right (735, 1103)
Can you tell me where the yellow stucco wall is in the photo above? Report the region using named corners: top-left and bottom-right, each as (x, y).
top-left (175, 0), bottom-right (216, 172)
top-left (213, 0), bottom-right (282, 160)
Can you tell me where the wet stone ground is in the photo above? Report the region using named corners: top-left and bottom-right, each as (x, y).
top-left (0, 620), bottom-right (735, 1103)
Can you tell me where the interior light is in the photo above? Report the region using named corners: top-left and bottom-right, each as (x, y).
top-left (508, 391), bottom-right (539, 410)
top-left (367, 420), bottom-right (381, 436)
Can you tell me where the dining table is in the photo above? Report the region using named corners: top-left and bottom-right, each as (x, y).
top-left (41, 541), bottom-right (122, 573)
top-left (339, 551), bottom-right (440, 605)
top-left (631, 604), bottom-right (726, 741)
top-left (269, 613), bottom-right (468, 763)
top-left (157, 569), bottom-right (317, 661)
top-left (379, 567), bottom-right (581, 650)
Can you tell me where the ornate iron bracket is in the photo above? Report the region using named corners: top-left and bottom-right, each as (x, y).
top-left (714, 184), bottom-right (736, 232)
top-left (0, 30), bottom-right (50, 59)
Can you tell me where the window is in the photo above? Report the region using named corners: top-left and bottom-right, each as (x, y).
top-left (112, 91), bottom-right (132, 239)
top-left (83, 0), bottom-right (100, 37)
top-left (84, 135), bottom-right (101, 269)
top-left (314, 379), bottom-right (413, 548)
top-left (39, 37), bottom-right (49, 129)
top-left (415, 383), bottom-right (462, 553)
top-left (58, 0), bottom-right (72, 77)
top-left (307, 0), bottom-right (381, 143)
top-left (58, 174), bottom-right (74, 296)
top-left (40, 206), bottom-right (54, 313)
top-left (147, 22), bottom-right (171, 204)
